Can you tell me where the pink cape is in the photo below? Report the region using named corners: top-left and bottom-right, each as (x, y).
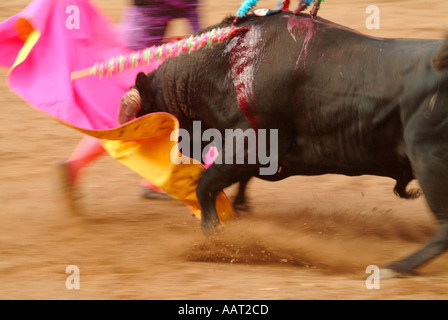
top-left (0, 0), bottom-right (157, 130)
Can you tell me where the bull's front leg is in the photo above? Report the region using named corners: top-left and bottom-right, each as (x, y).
top-left (197, 143), bottom-right (258, 234)
top-left (197, 163), bottom-right (237, 234)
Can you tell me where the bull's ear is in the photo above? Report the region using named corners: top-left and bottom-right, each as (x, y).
top-left (135, 72), bottom-right (151, 100)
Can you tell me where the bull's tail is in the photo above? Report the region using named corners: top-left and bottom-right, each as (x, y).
top-left (432, 34), bottom-right (448, 71)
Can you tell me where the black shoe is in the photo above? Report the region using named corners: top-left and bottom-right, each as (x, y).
top-left (140, 187), bottom-right (174, 200)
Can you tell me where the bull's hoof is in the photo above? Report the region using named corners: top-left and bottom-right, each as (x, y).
top-left (201, 219), bottom-right (224, 236)
top-left (380, 261), bottom-right (416, 278)
top-left (407, 188), bottom-right (423, 199)
top-left (394, 187), bottom-right (423, 200)
top-left (233, 202), bottom-right (251, 218)
top-left (380, 268), bottom-right (413, 279)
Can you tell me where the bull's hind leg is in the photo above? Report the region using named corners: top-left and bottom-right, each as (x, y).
top-left (383, 222), bottom-right (448, 277)
top-left (232, 176), bottom-right (252, 214)
top-left (383, 146), bottom-right (448, 276)
top-left (393, 171), bottom-right (422, 200)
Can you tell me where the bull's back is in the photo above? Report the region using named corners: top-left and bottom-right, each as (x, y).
top-left (247, 13), bottom-right (440, 178)
top-left (154, 12), bottom-right (441, 179)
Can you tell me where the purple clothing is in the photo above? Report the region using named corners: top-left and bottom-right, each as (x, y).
top-left (119, 1), bottom-right (201, 50)
top-left (134, 0), bottom-right (196, 9)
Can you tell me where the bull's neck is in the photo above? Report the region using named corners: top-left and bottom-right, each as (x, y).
top-left (151, 64), bottom-right (193, 121)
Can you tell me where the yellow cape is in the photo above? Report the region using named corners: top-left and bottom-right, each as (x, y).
top-left (72, 113), bottom-right (234, 224)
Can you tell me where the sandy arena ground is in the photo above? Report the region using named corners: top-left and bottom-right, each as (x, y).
top-left (1, 0), bottom-right (448, 300)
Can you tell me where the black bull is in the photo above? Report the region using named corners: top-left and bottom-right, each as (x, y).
top-left (134, 12), bottom-right (448, 275)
